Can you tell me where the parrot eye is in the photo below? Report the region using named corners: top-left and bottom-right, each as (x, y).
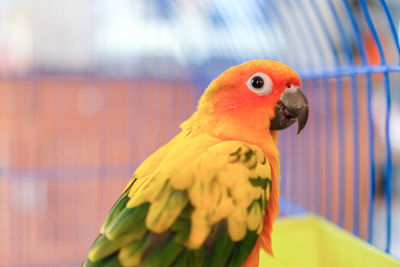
top-left (246, 72), bottom-right (273, 96)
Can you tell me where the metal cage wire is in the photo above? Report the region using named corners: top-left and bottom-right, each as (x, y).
top-left (267, 0), bottom-right (395, 253)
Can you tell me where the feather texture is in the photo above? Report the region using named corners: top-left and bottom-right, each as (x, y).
top-left (83, 130), bottom-right (274, 267)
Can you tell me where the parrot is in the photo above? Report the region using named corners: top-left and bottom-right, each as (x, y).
top-left (83, 60), bottom-right (308, 267)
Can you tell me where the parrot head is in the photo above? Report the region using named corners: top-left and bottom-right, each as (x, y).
top-left (196, 60), bottom-right (308, 141)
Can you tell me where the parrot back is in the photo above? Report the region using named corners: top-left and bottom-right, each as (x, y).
top-left (83, 132), bottom-right (275, 267)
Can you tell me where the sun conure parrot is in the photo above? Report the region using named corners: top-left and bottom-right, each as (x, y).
top-left (83, 60), bottom-right (308, 267)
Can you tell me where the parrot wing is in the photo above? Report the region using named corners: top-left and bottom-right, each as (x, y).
top-left (84, 136), bottom-right (272, 267)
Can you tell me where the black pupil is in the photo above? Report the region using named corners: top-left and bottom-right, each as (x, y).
top-left (251, 76), bottom-right (264, 89)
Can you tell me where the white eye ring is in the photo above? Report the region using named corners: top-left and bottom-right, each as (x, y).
top-left (246, 72), bottom-right (273, 96)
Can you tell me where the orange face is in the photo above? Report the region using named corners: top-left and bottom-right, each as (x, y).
top-left (209, 60), bottom-right (302, 119)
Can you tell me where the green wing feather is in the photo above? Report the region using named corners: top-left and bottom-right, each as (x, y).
top-left (84, 140), bottom-right (271, 267)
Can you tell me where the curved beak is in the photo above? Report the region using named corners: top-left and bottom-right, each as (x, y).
top-left (270, 87), bottom-right (309, 134)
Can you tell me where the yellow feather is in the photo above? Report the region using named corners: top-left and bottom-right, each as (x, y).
top-left (227, 208), bottom-right (247, 241)
top-left (147, 179), bottom-right (172, 203)
top-left (127, 176), bottom-right (173, 208)
top-left (168, 164), bottom-right (195, 190)
top-left (250, 185), bottom-right (262, 200)
top-left (208, 191), bottom-right (234, 223)
top-left (218, 163), bottom-right (250, 188)
top-left (231, 182), bottom-right (256, 208)
top-left (146, 191), bottom-right (188, 233)
top-left (188, 178), bottom-right (221, 210)
top-left (186, 209), bottom-right (210, 249)
top-left (247, 201), bottom-right (262, 231)
top-left (118, 240), bottom-right (143, 267)
top-left (128, 174), bottom-right (153, 199)
top-left (265, 184), bottom-right (271, 200)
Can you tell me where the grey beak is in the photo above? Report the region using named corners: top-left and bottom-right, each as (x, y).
top-left (269, 87), bottom-right (309, 134)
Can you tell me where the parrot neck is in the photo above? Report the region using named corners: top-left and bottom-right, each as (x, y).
top-left (180, 110), bottom-right (281, 179)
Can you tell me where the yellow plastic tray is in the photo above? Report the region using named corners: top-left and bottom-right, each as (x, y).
top-left (260, 215), bottom-right (400, 267)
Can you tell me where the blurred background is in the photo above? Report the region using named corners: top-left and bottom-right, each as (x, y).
top-left (0, 0), bottom-right (399, 266)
